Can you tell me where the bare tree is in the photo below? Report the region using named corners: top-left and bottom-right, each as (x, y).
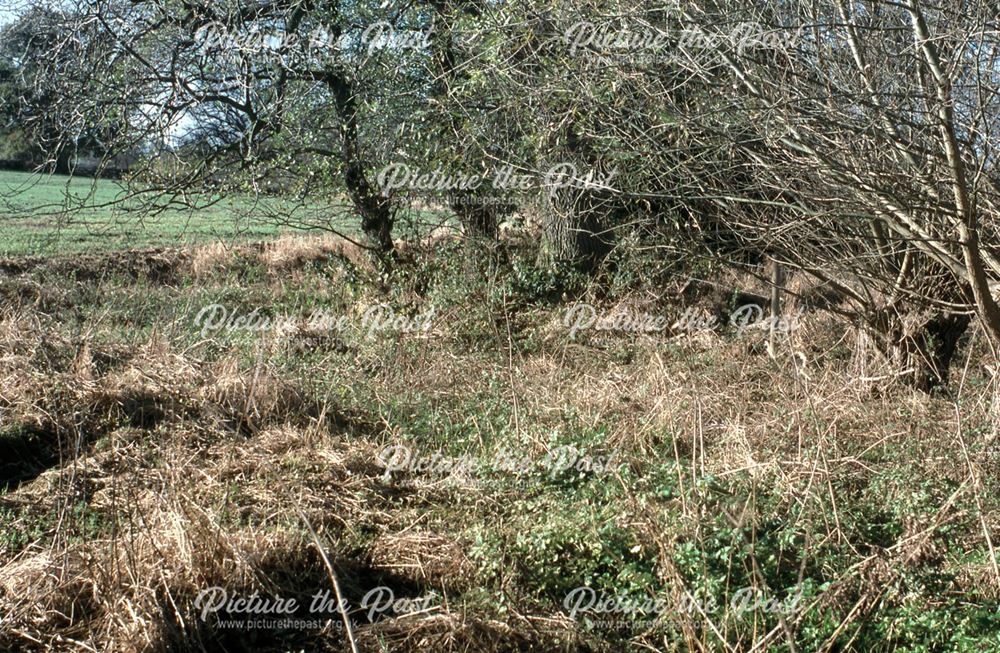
top-left (18, 0), bottom-right (1000, 385)
top-left (661, 0), bottom-right (1000, 386)
top-left (21, 0), bottom-right (454, 261)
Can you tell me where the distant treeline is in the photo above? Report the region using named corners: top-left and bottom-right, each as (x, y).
top-left (0, 158), bottom-right (31, 172)
top-left (0, 156), bottom-right (132, 179)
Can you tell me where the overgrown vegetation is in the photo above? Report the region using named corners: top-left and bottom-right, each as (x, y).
top-left (1, 236), bottom-right (997, 652)
top-left (3, 0), bottom-right (1000, 650)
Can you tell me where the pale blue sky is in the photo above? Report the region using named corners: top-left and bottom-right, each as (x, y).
top-left (0, 5), bottom-right (17, 28)
top-left (0, 0), bottom-right (30, 27)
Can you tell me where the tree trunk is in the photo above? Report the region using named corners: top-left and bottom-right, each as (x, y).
top-left (360, 206), bottom-right (394, 258)
top-left (543, 187), bottom-right (614, 273)
top-left (454, 194), bottom-right (518, 245)
top-left (326, 68), bottom-right (395, 266)
top-left (541, 117), bottom-right (618, 273)
top-left (875, 311), bottom-right (971, 391)
top-left (452, 199), bottom-right (511, 278)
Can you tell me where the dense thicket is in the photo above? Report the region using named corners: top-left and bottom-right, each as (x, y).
top-left (6, 0), bottom-right (1000, 387)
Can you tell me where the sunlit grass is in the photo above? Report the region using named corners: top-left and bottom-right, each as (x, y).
top-left (0, 170), bottom-right (362, 256)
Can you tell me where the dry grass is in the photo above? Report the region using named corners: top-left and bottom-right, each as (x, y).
top-left (259, 234), bottom-right (371, 274)
top-left (0, 237), bottom-right (997, 652)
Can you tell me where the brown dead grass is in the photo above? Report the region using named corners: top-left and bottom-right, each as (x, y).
top-left (1, 241), bottom-right (998, 652)
top-left (368, 530), bottom-right (476, 591)
top-left (259, 233), bottom-right (371, 274)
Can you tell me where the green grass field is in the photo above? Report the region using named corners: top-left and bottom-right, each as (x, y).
top-left (0, 170), bottom-right (367, 257)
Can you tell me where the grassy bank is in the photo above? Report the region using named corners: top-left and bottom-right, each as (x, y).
top-left (0, 236), bottom-right (997, 652)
